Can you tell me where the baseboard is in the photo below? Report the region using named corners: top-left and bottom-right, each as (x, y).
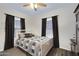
top-left (59, 48), bottom-right (71, 52)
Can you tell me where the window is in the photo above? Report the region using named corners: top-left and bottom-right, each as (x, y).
top-left (14, 17), bottom-right (21, 37)
top-left (46, 18), bottom-right (53, 39)
top-left (15, 17), bottom-right (21, 29)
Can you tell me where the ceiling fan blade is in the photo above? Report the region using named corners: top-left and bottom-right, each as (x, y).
top-left (37, 3), bottom-right (47, 7)
top-left (23, 4), bottom-right (30, 7)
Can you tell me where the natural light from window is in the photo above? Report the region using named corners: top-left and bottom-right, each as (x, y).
top-left (46, 18), bottom-right (53, 39)
top-left (14, 17), bottom-right (21, 37)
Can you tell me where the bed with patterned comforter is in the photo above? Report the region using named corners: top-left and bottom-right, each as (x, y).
top-left (16, 33), bottom-right (53, 56)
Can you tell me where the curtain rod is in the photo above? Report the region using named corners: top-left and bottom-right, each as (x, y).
top-left (4, 13), bottom-right (25, 19)
top-left (42, 15), bottom-right (59, 19)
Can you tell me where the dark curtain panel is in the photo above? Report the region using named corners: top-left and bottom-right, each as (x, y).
top-left (20, 18), bottom-right (25, 30)
top-left (52, 16), bottom-right (59, 48)
top-left (41, 18), bottom-right (47, 36)
top-left (4, 14), bottom-right (14, 50)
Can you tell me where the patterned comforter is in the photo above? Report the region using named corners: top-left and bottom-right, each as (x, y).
top-left (16, 36), bottom-right (53, 56)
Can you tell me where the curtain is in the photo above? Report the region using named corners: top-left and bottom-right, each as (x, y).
top-left (20, 18), bottom-right (25, 30)
top-left (52, 16), bottom-right (59, 48)
top-left (4, 14), bottom-right (14, 50)
top-left (41, 18), bottom-right (47, 36)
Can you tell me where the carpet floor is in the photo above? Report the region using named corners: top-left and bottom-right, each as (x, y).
top-left (0, 47), bottom-right (77, 56)
top-left (0, 47), bottom-right (26, 56)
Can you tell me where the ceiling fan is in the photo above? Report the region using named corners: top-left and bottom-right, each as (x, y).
top-left (23, 3), bottom-right (47, 11)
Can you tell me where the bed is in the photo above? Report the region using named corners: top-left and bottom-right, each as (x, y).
top-left (15, 33), bottom-right (53, 56)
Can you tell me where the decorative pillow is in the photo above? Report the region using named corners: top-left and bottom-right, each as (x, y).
top-left (19, 33), bottom-right (25, 38)
top-left (24, 33), bottom-right (35, 38)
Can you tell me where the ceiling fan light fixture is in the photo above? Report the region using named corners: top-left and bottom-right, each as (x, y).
top-left (23, 3), bottom-right (47, 11)
top-left (30, 3), bottom-right (38, 11)
top-left (34, 3), bottom-right (37, 9)
top-left (30, 3), bottom-right (34, 9)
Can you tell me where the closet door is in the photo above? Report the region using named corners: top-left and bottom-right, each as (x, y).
top-left (4, 14), bottom-right (14, 50)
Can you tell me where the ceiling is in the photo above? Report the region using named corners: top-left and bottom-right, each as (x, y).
top-left (0, 3), bottom-right (78, 16)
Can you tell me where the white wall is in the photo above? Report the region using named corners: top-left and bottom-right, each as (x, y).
top-left (29, 6), bottom-right (76, 51)
top-left (0, 7), bottom-right (31, 51)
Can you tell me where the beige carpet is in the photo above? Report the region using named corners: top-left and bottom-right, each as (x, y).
top-left (0, 47), bottom-right (77, 56)
top-left (47, 48), bottom-right (77, 56)
top-left (0, 47), bottom-right (26, 56)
